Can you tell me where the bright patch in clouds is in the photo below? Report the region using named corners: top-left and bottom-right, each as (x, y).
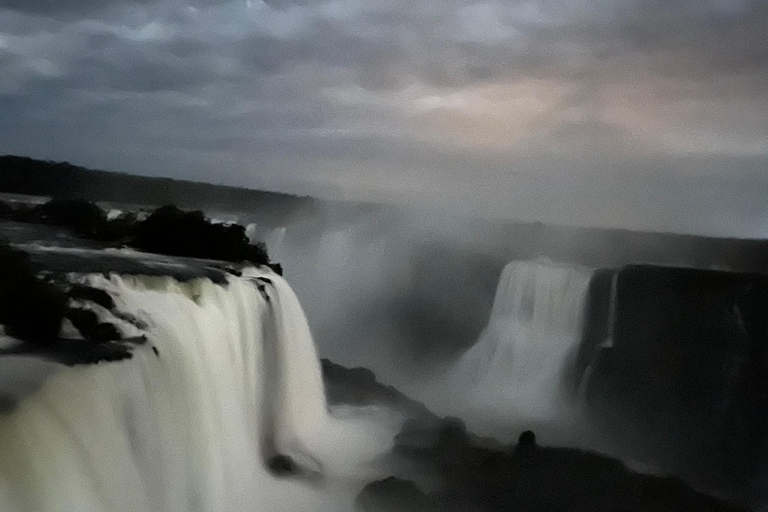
top-left (0, 0), bottom-right (765, 235)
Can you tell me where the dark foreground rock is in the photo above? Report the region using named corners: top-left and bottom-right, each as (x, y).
top-left (360, 419), bottom-right (751, 512)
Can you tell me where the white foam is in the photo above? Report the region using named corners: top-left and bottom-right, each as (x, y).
top-left (452, 259), bottom-right (593, 419)
top-left (0, 268), bottom-right (395, 512)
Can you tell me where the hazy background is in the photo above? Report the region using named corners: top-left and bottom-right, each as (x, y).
top-left (0, 0), bottom-right (766, 235)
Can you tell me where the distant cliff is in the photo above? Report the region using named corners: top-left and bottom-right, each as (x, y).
top-left (580, 264), bottom-right (768, 504)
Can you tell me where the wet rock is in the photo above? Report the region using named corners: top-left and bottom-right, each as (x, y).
top-left (68, 284), bottom-right (115, 310)
top-left (381, 423), bottom-right (750, 512)
top-left (65, 308), bottom-right (120, 342)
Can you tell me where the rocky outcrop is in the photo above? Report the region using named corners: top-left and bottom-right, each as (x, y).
top-left (131, 205), bottom-right (271, 268)
top-left (361, 419), bottom-right (749, 512)
top-left (321, 359), bottom-right (435, 421)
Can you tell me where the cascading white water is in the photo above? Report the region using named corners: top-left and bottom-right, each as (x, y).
top-left (0, 267), bottom-right (350, 512)
top-left (457, 259), bottom-right (593, 418)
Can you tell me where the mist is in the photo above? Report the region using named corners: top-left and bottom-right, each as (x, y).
top-left (0, 0), bottom-right (766, 507)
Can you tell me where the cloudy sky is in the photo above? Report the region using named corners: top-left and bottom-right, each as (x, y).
top-left (0, 0), bottom-right (766, 235)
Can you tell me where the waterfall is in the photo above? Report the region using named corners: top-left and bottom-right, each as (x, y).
top-left (457, 259), bottom-right (593, 417)
top-left (0, 267), bottom-right (331, 512)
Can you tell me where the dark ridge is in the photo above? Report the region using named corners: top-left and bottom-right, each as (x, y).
top-left (360, 419), bottom-right (751, 512)
top-left (483, 219), bottom-right (768, 275)
top-left (320, 358), bottom-right (436, 421)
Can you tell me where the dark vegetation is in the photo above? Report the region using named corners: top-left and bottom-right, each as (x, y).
top-left (0, 155), bottom-right (314, 226)
top-left (132, 205), bottom-right (270, 267)
top-left (358, 417), bottom-right (751, 512)
top-left (0, 198), bottom-right (278, 271)
top-left (11, 198), bottom-right (132, 241)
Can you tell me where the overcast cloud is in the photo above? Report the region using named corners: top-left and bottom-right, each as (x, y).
top-left (0, 0), bottom-right (766, 235)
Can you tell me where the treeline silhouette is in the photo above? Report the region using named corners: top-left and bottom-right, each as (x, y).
top-left (0, 198), bottom-right (274, 270)
top-left (0, 155), bottom-right (313, 224)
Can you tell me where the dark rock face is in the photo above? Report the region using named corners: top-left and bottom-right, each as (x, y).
top-left (68, 284), bottom-right (115, 310)
top-left (65, 308), bottom-right (121, 342)
top-left (583, 265), bottom-right (768, 500)
top-left (569, 268), bottom-right (616, 392)
top-left (320, 358), bottom-right (436, 421)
